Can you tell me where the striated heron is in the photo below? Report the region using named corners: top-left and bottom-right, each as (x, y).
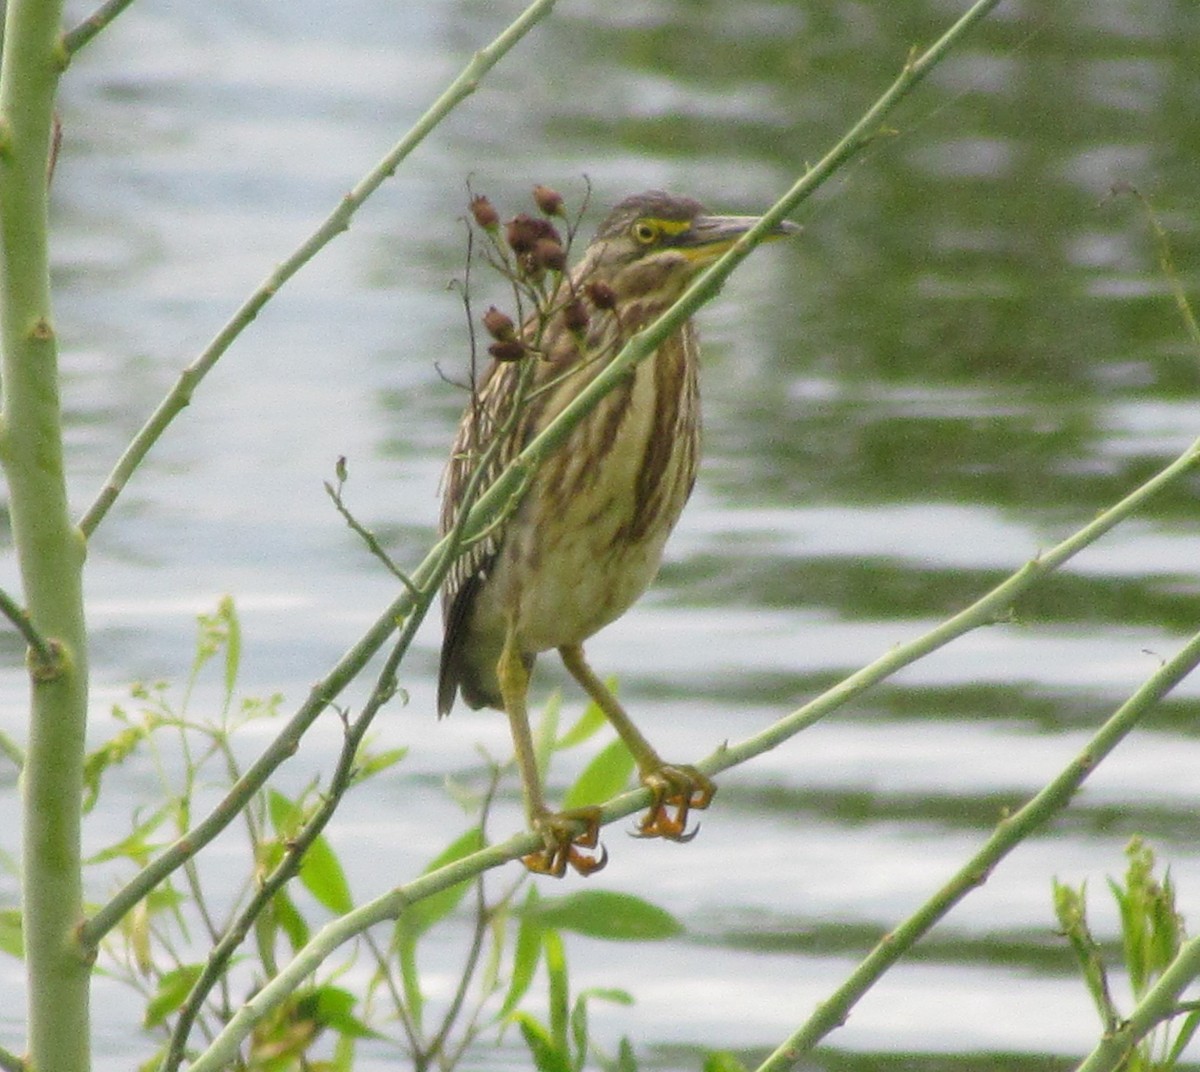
top-left (438, 190), bottom-right (798, 876)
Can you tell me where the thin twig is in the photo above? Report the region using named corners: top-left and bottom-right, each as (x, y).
top-left (324, 460), bottom-right (421, 596)
top-left (75, 0), bottom-right (564, 539)
top-left (0, 585), bottom-right (56, 667)
top-left (60, 0), bottom-right (138, 55)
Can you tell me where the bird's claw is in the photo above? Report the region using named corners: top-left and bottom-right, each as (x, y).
top-left (634, 764), bottom-right (715, 841)
top-left (523, 807), bottom-right (607, 877)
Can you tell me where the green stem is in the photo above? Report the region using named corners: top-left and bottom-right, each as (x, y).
top-left (75, 0), bottom-right (562, 539)
top-left (1074, 935), bottom-right (1200, 1072)
top-left (0, 584), bottom-right (57, 667)
top-left (0, 2), bottom-right (90, 1072)
top-left (60, 0), bottom-right (138, 55)
top-left (754, 627), bottom-right (1200, 1071)
top-left (703, 436), bottom-right (1200, 778)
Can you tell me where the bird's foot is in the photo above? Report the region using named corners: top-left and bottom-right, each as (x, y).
top-left (523, 806), bottom-right (607, 878)
top-left (635, 764), bottom-right (716, 841)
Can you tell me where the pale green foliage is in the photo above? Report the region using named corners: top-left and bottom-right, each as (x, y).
top-left (1055, 838), bottom-right (1199, 1072)
top-left (66, 601), bottom-right (694, 1070)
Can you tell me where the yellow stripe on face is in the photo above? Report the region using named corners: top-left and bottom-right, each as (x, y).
top-left (651, 218), bottom-right (693, 237)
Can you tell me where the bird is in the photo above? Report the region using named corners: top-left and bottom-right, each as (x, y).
top-left (437, 189), bottom-right (798, 876)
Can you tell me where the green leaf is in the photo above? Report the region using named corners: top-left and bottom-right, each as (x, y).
top-left (499, 886), bottom-right (544, 1019)
top-left (0, 907), bottom-right (23, 958)
top-left (563, 738), bottom-right (635, 810)
top-left (219, 595), bottom-right (241, 702)
top-left (545, 929), bottom-right (569, 1056)
top-left (556, 684), bottom-right (616, 751)
top-left (513, 1012), bottom-right (571, 1072)
top-left (703, 1052), bottom-right (750, 1072)
top-left (534, 691), bottom-right (563, 781)
top-left (614, 1037), bottom-right (638, 1072)
top-left (144, 964), bottom-right (202, 1028)
top-left (570, 993), bottom-right (589, 1072)
top-left (86, 802), bottom-right (171, 865)
top-left (298, 831), bottom-right (354, 916)
top-left (529, 891), bottom-right (682, 941)
top-left (82, 724), bottom-right (148, 813)
top-left (263, 788), bottom-right (353, 915)
top-left (353, 746), bottom-right (408, 782)
top-left (577, 986), bottom-right (634, 1006)
top-left (257, 888), bottom-right (310, 971)
top-left (307, 985), bottom-right (379, 1039)
top-left (267, 787), bottom-right (302, 835)
top-left (331, 1031), bottom-right (356, 1072)
top-left (1167, 1007), bottom-right (1200, 1066)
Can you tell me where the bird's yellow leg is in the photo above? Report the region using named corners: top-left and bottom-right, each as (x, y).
top-left (558, 643), bottom-right (715, 841)
top-left (498, 628), bottom-right (605, 877)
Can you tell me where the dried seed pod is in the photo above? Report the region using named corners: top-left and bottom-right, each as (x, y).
top-left (585, 280), bottom-right (617, 310)
top-left (562, 298), bottom-right (590, 333)
top-left (488, 339), bottom-right (526, 363)
top-left (482, 305), bottom-right (516, 341)
top-left (532, 237), bottom-right (567, 273)
top-left (505, 213), bottom-right (560, 255)
top-left (532, 184), bottom-right (564, 217)
top-left (469, 194), bottom-right (499, 230)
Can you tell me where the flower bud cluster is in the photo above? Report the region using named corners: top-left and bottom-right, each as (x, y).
top-left (469, 183), bottom-right (603, 363)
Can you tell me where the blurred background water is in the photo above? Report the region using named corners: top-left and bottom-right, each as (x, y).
top-left (2, 0), bottom-right (1199, 1068)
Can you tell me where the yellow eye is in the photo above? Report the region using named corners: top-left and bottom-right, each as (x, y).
top-left (632, 220), bottom-right (659, 245)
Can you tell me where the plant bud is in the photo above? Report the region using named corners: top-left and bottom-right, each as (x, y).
top-left (488, 339), bottom-right (526, 363)
top-left (505, 213), bottom-right (560, 256)
top-left (532, 184), bottom-right (564, 217)
top-left (482, 305), bottom-right (516, 341)
top-left (585, 280), bottom-right (617, 310)
top-left (532, 237), bottom-right (567, 273)
top-left (469, 194), bottom-right (499, 230)
top-left (562, 298), bottom-right (589, 333)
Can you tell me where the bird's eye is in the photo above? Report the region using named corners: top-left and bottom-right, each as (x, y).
top-left (632, 220), bottom-right (659, 245)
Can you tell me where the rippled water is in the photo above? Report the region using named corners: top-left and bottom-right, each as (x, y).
top-left (2, 1), bottom-right (1199, 1068)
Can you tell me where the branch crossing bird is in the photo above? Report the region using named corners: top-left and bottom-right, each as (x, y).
top-left (438, 189), bottom-right (799, 876)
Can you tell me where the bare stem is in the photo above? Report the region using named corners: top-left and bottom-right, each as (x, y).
top-left (1074, 935), bottom-right (1200, 1072)
top-left (60, 0), bottom-right (138, 55)
top-left (0, 585), bottom-right (56, 667)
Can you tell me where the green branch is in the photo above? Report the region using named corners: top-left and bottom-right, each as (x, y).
top-left (0, 585), bottom-right (57, 668)
top-left (75, 0), bottom-right (562, 539)
top-left (753, 627), bottom-right (1200, 1071)
top-left (60, 0), bottom-right (139, 56)
top-left (0, 0), bottom-right (89, 1069)
top-left (1074, 934), bottom-right (1200, 1072)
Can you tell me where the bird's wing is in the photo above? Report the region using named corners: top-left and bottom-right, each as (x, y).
top-left (436, 357), bottom-right (525, 714)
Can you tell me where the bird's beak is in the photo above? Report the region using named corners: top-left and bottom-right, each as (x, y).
top-left (673, 213), bottom-right (801, 265)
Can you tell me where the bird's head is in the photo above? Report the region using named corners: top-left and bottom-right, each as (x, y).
top-left (579, 190), bottom-right (800, 306)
